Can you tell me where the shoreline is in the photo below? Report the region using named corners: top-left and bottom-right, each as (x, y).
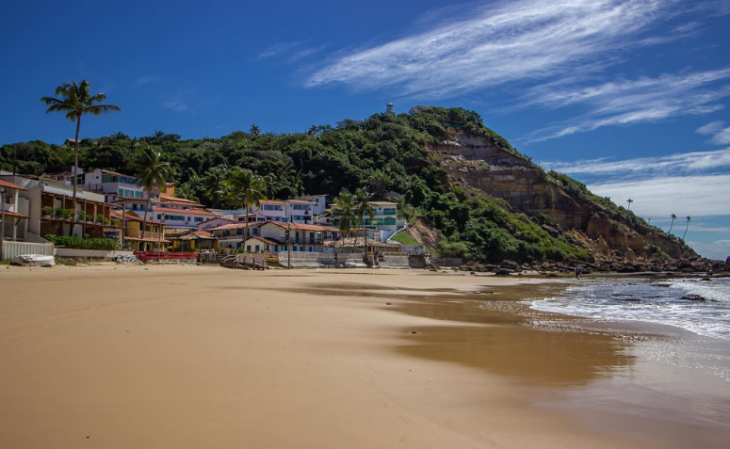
top-left (1, 265), bottom-right (728, 448)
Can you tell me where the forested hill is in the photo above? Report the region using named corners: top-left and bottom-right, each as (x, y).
top-left (1, 106), bottom-right (719, 270)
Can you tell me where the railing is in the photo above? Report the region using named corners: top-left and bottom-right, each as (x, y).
top-left (1, 241), bottom-right (54, 259)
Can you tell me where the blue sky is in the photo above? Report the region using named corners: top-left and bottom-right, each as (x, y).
top-left (1, 0), bottom-right (729, 258)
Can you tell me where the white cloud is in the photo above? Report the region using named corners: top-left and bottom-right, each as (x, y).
top-left (259, 42), bottom-right (300, 59)
top-left (696, 121), bottom-right (725, 135)
top-left (712, 127), bottom-right (730, 145)
top-left (696, 120), bottom-right (730, 145)
top-left (524, 69), bottom-right (730, 141)
top-left (588, 174), bottom-right (730, 218)
top-left (541, 148), bottom-right (730, 176)
top-left (686, 239), bottom-right (730, 261)
top-left (307, 0), bottom-right (684, 96)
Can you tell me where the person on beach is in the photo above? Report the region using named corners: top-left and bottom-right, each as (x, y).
top-left (575, 266), bottom-right (581, 279)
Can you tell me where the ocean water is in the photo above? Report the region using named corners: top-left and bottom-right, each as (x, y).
top-left (529, 277), bottom-right (730, 445)
top-left (530, 277), bottom-right (730, 341)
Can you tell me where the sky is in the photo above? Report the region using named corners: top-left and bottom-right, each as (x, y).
top-left (1, 0), bottom-right (728, 259)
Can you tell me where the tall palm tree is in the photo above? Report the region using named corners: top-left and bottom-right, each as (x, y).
top-left (626, 198), bottom-right (633, 211)
top-left (669, 213), bottom-right (677, 233)
top-left (330, 191), bottom-right (358, 250)
top-left (225, 168), bottom-right (266, 249)
top-left (249, 124), bottom-right (261, 137)
top-left (129, 147), bottom-right (173, 247)
top-left (41, 80), bottom-right (121, 235)
top-left (354, 189), bottom-right (375, 251)
top-left (682, 216), bottom-right (691, 240)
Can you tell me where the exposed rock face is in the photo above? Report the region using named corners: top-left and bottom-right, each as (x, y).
top-left (429, 131), bottom-right (696, 264)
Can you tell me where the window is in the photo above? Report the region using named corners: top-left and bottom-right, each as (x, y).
top-left (194, 217), bottom-right (204, 222)
top-left (263, 204), bottom-right (283, 211)
top-left (255, 245), bottom-right (260, 252)
top-left (292, 204), bottom-right (310, 210)
top-left (246, 245), bottom-right (251, 252)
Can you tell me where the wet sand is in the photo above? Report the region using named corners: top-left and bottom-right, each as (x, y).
top-left (0, 265), bottom-right (725, 448)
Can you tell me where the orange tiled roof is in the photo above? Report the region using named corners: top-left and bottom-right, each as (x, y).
top-left (210, 222), bottom-right (262, 231)
top-left (152, 207), bottom-right (215, 216)
top-left (0, 179), bottom-right (28, 191)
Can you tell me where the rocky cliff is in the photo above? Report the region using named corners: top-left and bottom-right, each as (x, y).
top-left (428, 131), bottom-right (723, 272)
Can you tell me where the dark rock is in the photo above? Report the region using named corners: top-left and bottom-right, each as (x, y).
top-left (386, 302), bottom-right (392, 306)
top-left (652, 283), bottom-right (671, 288)
top-left (494, 268), bottom-right (513, 276)
top-left (680, 295), bottom-right (706, 302)
top-left (500, 260), bottom-right (520, 270)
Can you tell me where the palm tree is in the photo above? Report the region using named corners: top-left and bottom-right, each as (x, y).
top-left (330, 191), bottom-right (358, 251)
top-left (682, 216), bottom-right (691, 240)
top-left (129, 147), bottom-right (173, 247)
top-left (249, 124), bottom-right (261, 137)
top-left (225, 169), bottom-right (266, 249)
top-left (626, 198), bottom-right (633, 211)
top-left (354, 189), bottom-right (375, 251)
top-left (41, 80), bottom-right (121, 235)
top-left (668, 213), bottom-right (677, 234)
top-left (202, 165), bottom-right (230, 208)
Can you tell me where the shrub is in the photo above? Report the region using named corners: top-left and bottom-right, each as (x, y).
top-left (54, 208), bottom-right (73, 220)
top-left (45, 235), bottom-right (118, 250)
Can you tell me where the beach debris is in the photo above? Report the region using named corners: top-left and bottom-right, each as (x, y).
top-left (680, 295), bottom-right (706, 302)
top-left (386, 302), bottom-right (392, 306)
top-left (410, 331), bottom-right (417, 334)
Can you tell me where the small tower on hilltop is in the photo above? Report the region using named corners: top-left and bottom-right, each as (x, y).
top-left (385, 102), bottom-right (395, 115)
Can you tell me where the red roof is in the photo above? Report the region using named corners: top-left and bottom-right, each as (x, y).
top-left (210, 222), bottom-right (262, 231)
top-left (245, 236), bottom-right (281, 246)
top-left (0, 179), bottom-right (28, 191)
top-left (152, 207), bottom-right (215, 216)
top-left (261, 222), bottom-right (338, 232)
top-left (0, 210), bottom-right (29, 219)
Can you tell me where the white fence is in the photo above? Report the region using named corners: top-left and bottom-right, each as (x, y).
top-left (1, 241), bottom-right (54, 259)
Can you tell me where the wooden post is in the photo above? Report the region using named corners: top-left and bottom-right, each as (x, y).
top-left (287, 222), bottom-right (292, 269)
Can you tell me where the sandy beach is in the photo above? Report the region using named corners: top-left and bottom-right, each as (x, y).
top-left (0, 265), bottom-right (726, 448)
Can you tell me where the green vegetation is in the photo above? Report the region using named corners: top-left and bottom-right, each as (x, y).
top-left (2, 106), bottom-right (615, 263)
top-left (391, 232), bottom-right (419, 245)
top-left (45, 235), bottom-right (118, 250)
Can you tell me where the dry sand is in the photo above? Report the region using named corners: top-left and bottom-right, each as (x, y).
top-left (0, 265), bottom-right (675, 448)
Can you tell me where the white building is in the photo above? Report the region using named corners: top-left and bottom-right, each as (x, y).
top-left (82, 168), bottom-right (147, 202)
top-left (362, 201), bottom-right (404, 242)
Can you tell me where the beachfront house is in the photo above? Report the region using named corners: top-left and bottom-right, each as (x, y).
top-left (197, 217), bottom-right (235, 231)
top-left (258, 222), bottom-right (339, 253)
top-left (167, 229), bottom-right (218, 252)
top-left (8, 175), bottom-right (119, 240)
top-left (82, 168), bottom-right (147, 204)
top-left (209, 222), bottom-right (262, 251)
top-left (111, 210), bottom-right (169, 251)
top-left (0, 176), bottom-right (30, 244)
top-left (360, 201), bottom-right (405, 242)
top-left (241, 236), bottom-right (281, 253)
top-left (225, 196), bottom-right (330, 226)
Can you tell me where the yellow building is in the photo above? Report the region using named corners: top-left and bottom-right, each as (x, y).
top-left (111, 211), bottom-right (169, 251)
